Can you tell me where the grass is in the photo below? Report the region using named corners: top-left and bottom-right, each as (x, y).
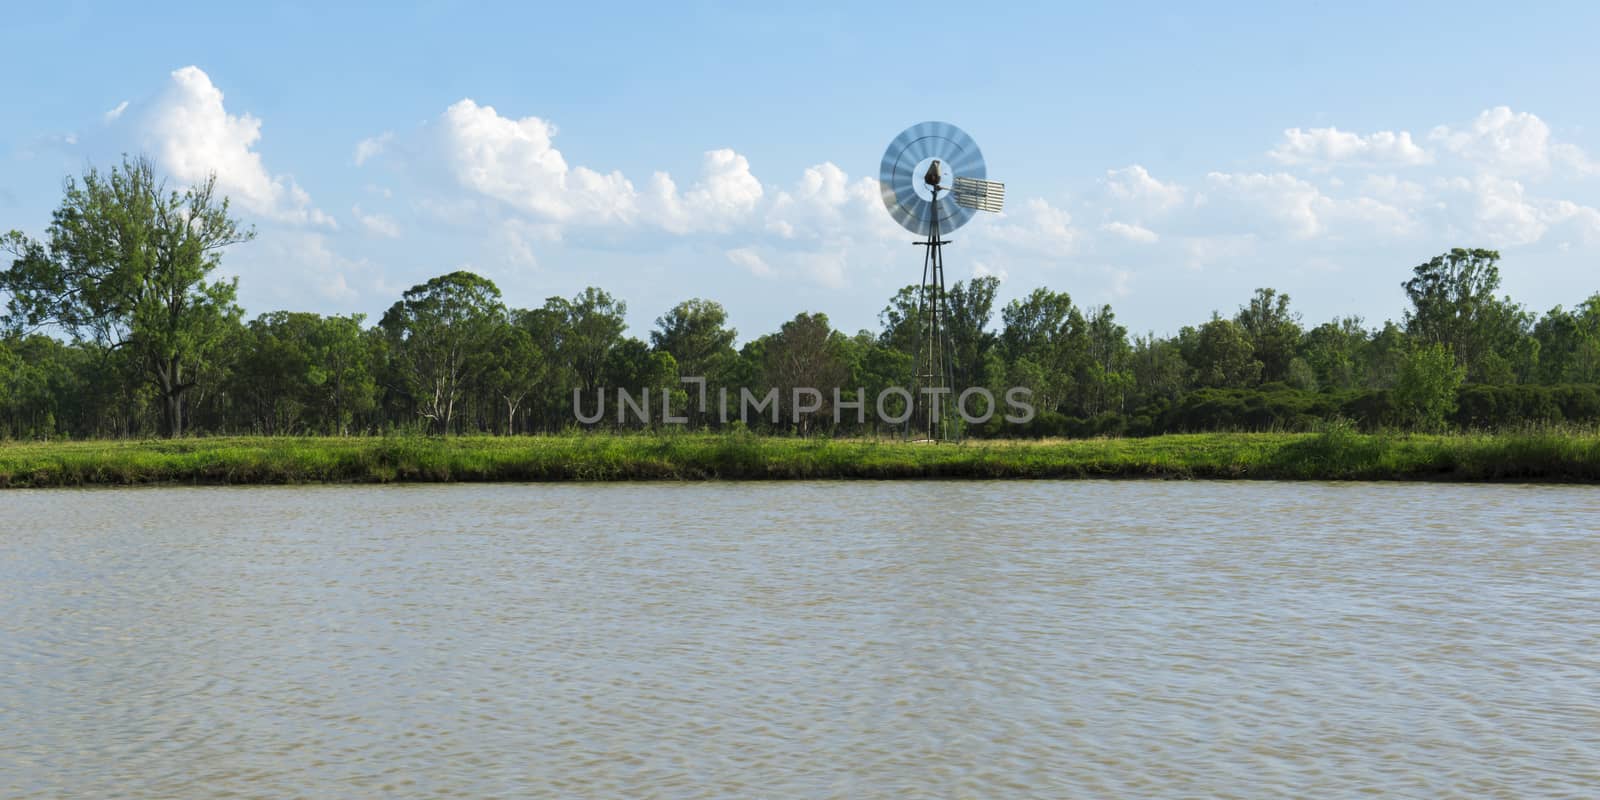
top-left (2, 429), bottom-right (1599, 488)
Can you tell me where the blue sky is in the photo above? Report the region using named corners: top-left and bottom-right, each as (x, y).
top-left (6, 1), bottom-right (1600, 341)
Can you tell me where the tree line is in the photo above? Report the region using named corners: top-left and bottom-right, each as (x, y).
top-left (4, 157), bottom-right (1600, 440)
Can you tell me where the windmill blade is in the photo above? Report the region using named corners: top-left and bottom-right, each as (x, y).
top-left (952, 176), bottom-right (1005, 213)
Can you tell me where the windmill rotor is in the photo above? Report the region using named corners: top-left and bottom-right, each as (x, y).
top-left (878, 121), bottom-right (1004, 235)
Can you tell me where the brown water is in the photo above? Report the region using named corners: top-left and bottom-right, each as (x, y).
top-left (1, 482), bottom-right (1597, 798)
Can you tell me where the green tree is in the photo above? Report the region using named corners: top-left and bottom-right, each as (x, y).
top-left (482, 323), bottom-right (544, 435)
top-left (766, 312), bottom-right (849, 434)
top-left (650, 298), bottom-right (737, 380)
top-left (1178, 315), bottom-right (1261, 389)
top-left (380, 271), bottom-right (506, 434)
top-left (1300, 316), bottom-right (1368, 391)
top-left (1129, 333), bottom-right (1189, 404)
top-left (1083, 304), bottom-right (1133, 414)
top-left (1, 156), bottom-right (253, 436)
top-left (1534, 295), bottom-right (1600, 384)
top-left (945, 276), bottom-right (1000, 394)
top-left (1402, 248), bottom-right (1531, 382)
top-left (1393, 342), bottom-right (1466, 431)
top-left (1234, 288), bottom-right (1301, 384)
top-left (551, 287), bottom-right (627, 399)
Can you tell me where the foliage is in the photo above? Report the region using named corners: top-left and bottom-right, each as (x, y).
top-left (4, 430), bottom-right (1600, 488)
top-left (1393, 342), bottom-right (1467, 432)
top-left (3, 165), bottom-right (1599, 445)
top-left (1, 156), bottom-right (253, 436)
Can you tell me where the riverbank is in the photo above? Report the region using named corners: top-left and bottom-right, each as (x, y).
top-left (2, 430), bottom-right (1598, 487)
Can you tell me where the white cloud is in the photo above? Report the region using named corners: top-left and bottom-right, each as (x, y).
top-left (1429, 106), bottom-right (1598, 177)
top-left (1269, 127), bottom-right (1431, 167)
top-left (352, 204), bottom-right (400, 238)
top-left (103, 100), bottom-right (129, 123)
top-left (643, 148), bottom-right (764, 233)
top-left (763, 161), bottom-right (891, 243)
top-left (142, 66), bottom-right (334, 227)
top-left (1203, 171), bottom-right (1331, 238)
top-left (1101, 221), bottom-right (1159, 243)
top-left (977, 198), bottom-right (1081, 254)
top-left (1201, 171), bottom-right (1418, 240)
top-left (1439, 175), bottom-right (1600, 247)
top-left (726, 247), bottom-right (774, 278)
top-left (354, 131), bottom-right (393, 166)
top-left (1105, 165), bottom-right (1186, 212)
top-left (439, 98), bottom-right (638, 224)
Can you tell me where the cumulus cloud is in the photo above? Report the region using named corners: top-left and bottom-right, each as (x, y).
top-left (103, 101), bottom-right (129, 123)
top-left (1200, 171), bottom-right (1416, 240)
top-left (1202, 171), bottom-right (1332, 238)
top-left (977, 198), bottom-right (1082, 254)
top-left (141, 66), bottom-right (333, 227)
top-left (642, 148), bottom-right (764, 233)
top-left (1269, 126), bottom-right (1431, 168)
top-left (763, 161), bottom-right (891, 243)
top-left (1429, 106), bottom-right (1598, 177)
top-left (1105, 165), bottom-right (1186, 212)
top-left (438, 99), bottom-right (638, 224)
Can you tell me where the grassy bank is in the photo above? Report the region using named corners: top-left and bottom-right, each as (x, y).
top-left (2, 430), bottom-right (1599, 487)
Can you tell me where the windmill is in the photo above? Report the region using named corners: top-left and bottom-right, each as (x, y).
top-left (879, 122), bottom-right (1005, 441)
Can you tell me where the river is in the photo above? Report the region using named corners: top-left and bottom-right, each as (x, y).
top-left (2, 481), bottom-right (1597, 797)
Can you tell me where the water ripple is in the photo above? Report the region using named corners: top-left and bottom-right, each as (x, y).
top-left (1, 481), bottom-right (1597, 798)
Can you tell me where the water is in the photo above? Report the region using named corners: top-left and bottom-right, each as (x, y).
top-left (2, 481), bottom-right (1598, 798)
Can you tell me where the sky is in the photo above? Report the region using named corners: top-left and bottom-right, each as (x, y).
top-left (5, 1), bottom-right (1600, 343)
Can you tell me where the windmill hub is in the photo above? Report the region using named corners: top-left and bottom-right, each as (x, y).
top-left (911, 157), bottom-right (946, 201)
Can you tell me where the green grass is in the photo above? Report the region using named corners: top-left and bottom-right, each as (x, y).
top-left (2, 430), bottom-right (1599, 487)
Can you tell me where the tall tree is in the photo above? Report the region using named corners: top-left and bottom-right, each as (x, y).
top-left (552, 288), bottom-right (627, 399)
top-left (1534, 294), bottom-right (1600, 384)
top-left (945, 276), bottom-right (1001, 394)
top-left (1234, 288), bottom-right (1301, 384)
top-left (1179, 315), bottom-right (1262, 389)
top-left (766, 312), bottom-right (849, 433)
top-left (380, 271), bottom-right (506, 434)
top-left (651, 298), bottom-right (737, 381)
top-left (1402, 248), bottom-right (1530, 382)
top-left (1, 156), bottom-right (253, 436)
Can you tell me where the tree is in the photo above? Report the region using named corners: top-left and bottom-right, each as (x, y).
top-left (1178, 315), bottom-right (1261, 389)
top-left (1083, 304), bottom-right (1133, 414)
top-left (651, 298), bottom-right (737, 380)
top-left (1300, 316), bottom-right (1368, 391)
top-left (1402, 248), bottom-right (1531, 382)
top-left (553, 287), bottom-right (627, 399)
top-left (945, 276), bottom-right (1001, 393)
top-left (1534, 294), bottom-right (1600, 384)
top-left (1234, 288), bottom-right (1301, 384)
top-left (1129, 333), bottom-right (1189, 404)
top-left (380, 271), bottom-right (506, 434)
top-left (482, 324), bottom-right (543, 435)
top-left (1, 156), bottom-right (253, 436)
top-left (765, 312), bottom-right (849, 434)
top-left (1393, 342), bottom-right (1466, 431)
top-left (1000, 288), bottom-right (1075, 365)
